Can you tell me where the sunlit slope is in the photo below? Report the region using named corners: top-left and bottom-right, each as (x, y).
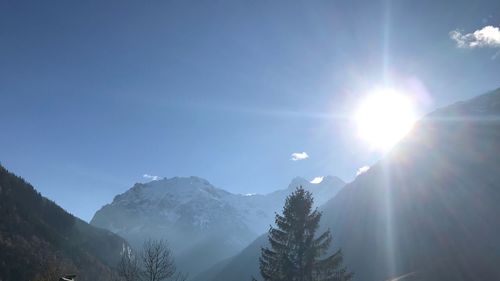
top-left (0, 165), bottom-right (128, 281)
top-left (209, 87), bottom-right (500, 281)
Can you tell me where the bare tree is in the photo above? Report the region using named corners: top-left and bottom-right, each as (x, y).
top-left (118, 249), bottom-right (141, 281)
top-left (116, 239), bottom-right (187, 281)
top-left (141, 239), bottom-right (177, 281)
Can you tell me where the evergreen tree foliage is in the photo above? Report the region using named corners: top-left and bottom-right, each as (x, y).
top-left (258, 187), bottom-right (352, 281)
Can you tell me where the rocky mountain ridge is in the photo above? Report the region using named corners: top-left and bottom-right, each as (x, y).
top-left (91, 175), bottom-right (345, 275)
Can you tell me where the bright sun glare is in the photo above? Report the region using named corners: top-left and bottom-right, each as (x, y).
top-left (355, 88), bottom-right (417, 151)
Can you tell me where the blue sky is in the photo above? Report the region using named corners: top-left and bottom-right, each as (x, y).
top-left (1, 0), bottom-right (499, 221)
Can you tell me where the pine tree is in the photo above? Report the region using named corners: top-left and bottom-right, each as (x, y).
top-left (258, 187), bottom-right (352, 281)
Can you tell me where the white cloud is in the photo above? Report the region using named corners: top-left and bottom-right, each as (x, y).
top-left (310, 176), bottom-right (324, 184)
top-left (291, 152), bottom-right (309, 161)
top-left (356, 166), bottom-right (370, 176)
top-left (143, 174), bottom-right (160, 181)
top-left (450, 25), bottom-right (500, 49)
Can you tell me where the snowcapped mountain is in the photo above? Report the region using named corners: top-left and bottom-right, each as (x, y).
top-left (90, 175), bottom-right (345, 276)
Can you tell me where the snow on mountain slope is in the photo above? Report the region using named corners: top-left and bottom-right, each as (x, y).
top-left (90, 175), bottom-right (345, 275)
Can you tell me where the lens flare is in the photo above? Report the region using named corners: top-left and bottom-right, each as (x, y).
top-left (355, 88), bottom-right (417, 151)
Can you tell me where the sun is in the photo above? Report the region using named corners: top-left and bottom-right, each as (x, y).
top-left (355, 88), bottom-right (417, 151)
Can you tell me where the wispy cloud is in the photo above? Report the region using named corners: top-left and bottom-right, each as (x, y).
top-left (450, 25), bottom-right (500, 49)
top-left (143, 174), bottom-right (160, 181)
top-left (291, 152), bottom-right (309, 161)
top-left (356, 166), bottom-right (370, 176)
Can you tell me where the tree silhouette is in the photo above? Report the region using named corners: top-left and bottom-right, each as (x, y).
top-left (117, 239), bottom-right (187, 281)
top-left (258, 187), bottom-right (352, 281)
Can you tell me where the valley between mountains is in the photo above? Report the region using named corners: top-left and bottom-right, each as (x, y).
top-left (90, 175), bottom-right (345, 276)
top-left (2, 88), bottom-right (500, 281)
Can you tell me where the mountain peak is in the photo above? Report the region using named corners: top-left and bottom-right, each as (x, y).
top-left (92, 174), bottom-right (346, 276)
top-left (288, 176), bottom-right (309, 189)
top-left (320, 175), bottom-right (345, 185)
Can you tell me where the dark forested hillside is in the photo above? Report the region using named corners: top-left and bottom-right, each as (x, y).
top-left (0, 164), bottom-right (127, 281)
